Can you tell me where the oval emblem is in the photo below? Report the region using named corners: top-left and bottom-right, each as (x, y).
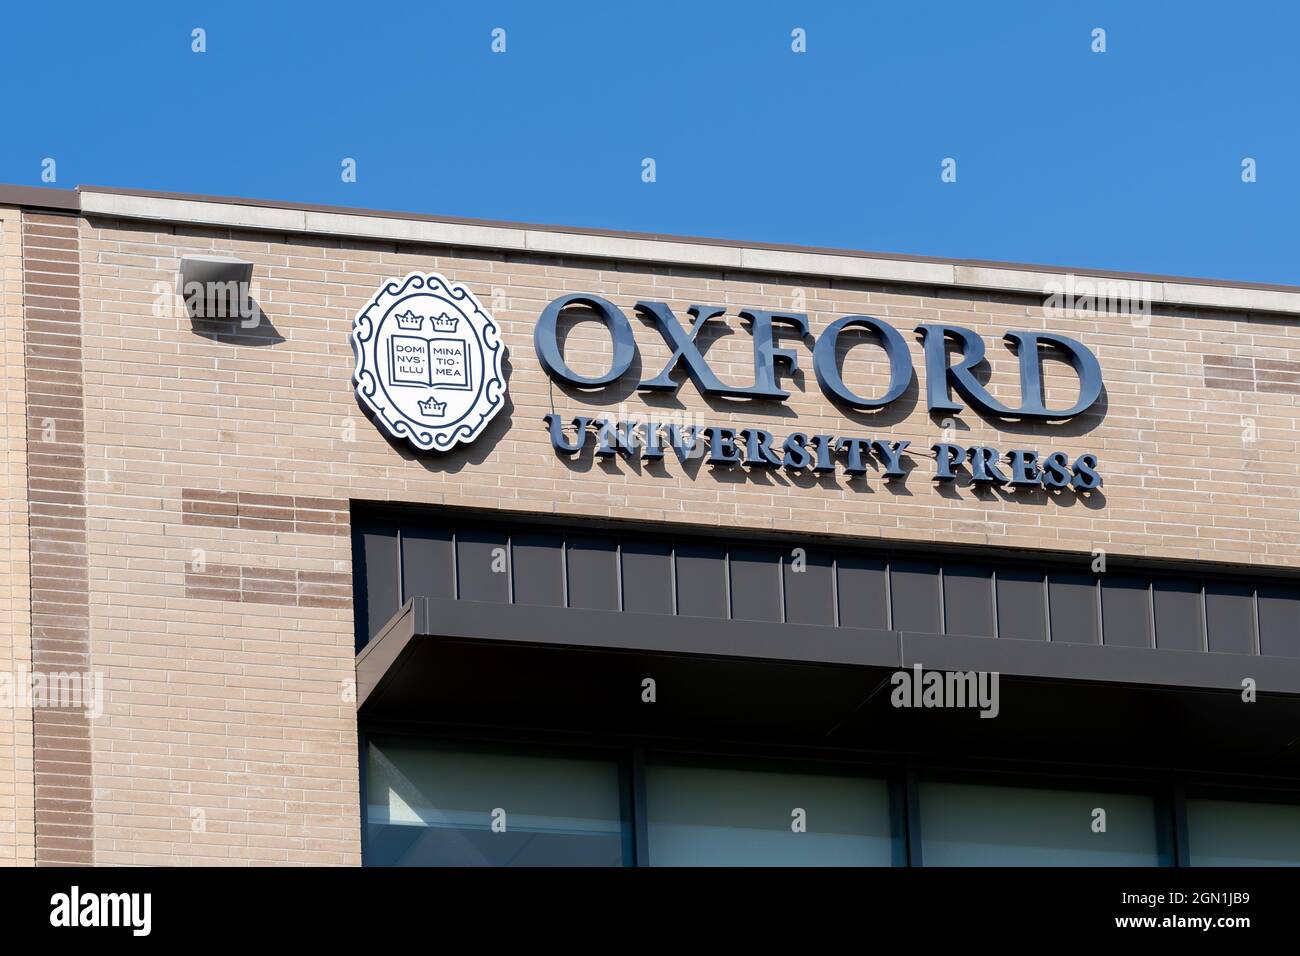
top-left (351, 272), bottom-right (507, 452)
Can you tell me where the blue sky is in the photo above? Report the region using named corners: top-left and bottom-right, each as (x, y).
top-left (2, 1), bottom-right (1296, 283)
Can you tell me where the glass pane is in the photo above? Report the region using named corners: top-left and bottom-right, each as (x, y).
top-left (365, 738), bottom-right (626, 866)
top-left (645, 763), bottom-right (895, 866)
top-left (920, 781), bottom-right (1163, 866)
top-left (1187, 798), bottom-right (1300, 866)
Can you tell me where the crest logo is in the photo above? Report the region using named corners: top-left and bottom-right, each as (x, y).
top-left (351, 272), bottom-right (506, 452)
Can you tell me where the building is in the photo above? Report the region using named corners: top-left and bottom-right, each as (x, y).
top-left (0, 182), bottom-right (1298, 867)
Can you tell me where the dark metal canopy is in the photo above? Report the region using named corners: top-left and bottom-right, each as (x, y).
top-left (357, 598), bottom-right (1300, 780)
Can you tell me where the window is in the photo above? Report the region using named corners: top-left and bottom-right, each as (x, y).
top-left (919, 780), bottom-right (1167, 866)
top-left (364, 738), bottom-right (628, 866)
top-left (361, 736), bottom-right (1300, 867)
top-left (1187, 797), bottom-right (1300, 866)
top-left (644, 761), bottom-right (897, 866)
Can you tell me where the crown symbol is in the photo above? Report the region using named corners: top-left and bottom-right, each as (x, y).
top-left (394, 310), bottom-right (424, 331)
top-left (429, 313), bottom-right (460, 333)
top-left (418, 396), bottom-right (447, 417)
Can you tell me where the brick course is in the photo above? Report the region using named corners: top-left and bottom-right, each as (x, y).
top-left (0, 205), bottom-right (35, 866)
top-left (181, 489), bottom-right (348, 536)
top-left (23, 211), bottom-right (93, 866)
top-left (185, 562), bottom-right (350, 608)
top-left (1204, 352), bottom-right (1300, 395)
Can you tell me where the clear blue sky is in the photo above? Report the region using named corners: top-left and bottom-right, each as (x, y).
top-left (2, 1), bottom-right (1295, 283)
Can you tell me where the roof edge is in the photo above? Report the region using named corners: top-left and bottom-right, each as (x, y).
top-left (1, 182), bottom-right (1296, 311)
top-left (74, 183), bottom-right (1300, 296)
top-left (0, 183), bottom-right (80, 212)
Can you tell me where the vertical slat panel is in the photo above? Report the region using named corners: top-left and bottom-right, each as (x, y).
top-left (729, 547), bottom-right (782, 622)
top-left (1153, 579), bottom-right (1203, 651)
top-left (1205, 582), bottom-right (1255, 654)
top-left (675, 543), bottom-right (728, 619)
top-left (622, 540), bottom-right (674, 614)
top-left (511, 532), bottom-right (565, 607)
top-left (996, 567), bottom-right (1046, 641)
top-left (400, 527), bottom-right (454, 605)
top-left (891, 560), bottom-right (941, 634)
top-left (356, 512), bottom-right (1300, 671)
top-left (837, 554), bottom-right (888, 630)
top-left (356, 519), bottom-right (400, 645)
top-left (1101, 575), bottom-right (1152, 648)
top-left (456, 528), bottom-right (511, 603)
top-left (783, 549), bottom-right (835, 626)
top-left (1048, 571), bottom-right (1099, 645)
top-left (943, 564), bottom-right (994, 638)
top-left (567, 536), bottom-right (620, 610)
top-left (1258, 586), bottom-right (1300, 658)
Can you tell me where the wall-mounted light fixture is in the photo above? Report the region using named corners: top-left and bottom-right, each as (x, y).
top-left (177, 255), bottom-right (254, 321)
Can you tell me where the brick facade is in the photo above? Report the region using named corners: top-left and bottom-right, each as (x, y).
top-left (77, 217), bottom-right (1300, 565)
top-left (1, 187), bottom-right (1298, 864)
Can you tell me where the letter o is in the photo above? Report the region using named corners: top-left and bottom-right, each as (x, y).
top-left (534, 293), bottom-right (638, 388)
top-left (813, 315), bottom-right (912, 409)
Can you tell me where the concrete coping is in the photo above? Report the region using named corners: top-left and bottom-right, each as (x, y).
top-left (4, 182), bottom-right (1299, 316)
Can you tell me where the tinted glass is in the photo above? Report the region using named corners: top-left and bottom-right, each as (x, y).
top-left (1187, 798), bottom-right (1300, 866)
top-left (919, 781), bottom-right (1164, 866)
top-left (645, 763), bottom-right (895, 866)
top-left (365, 739), bottom-right (626, 866)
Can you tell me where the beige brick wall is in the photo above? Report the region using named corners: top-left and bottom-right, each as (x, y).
top-left (0, 206), bottom-right (35, 866)
top-left (73, 214), bottom-right (1300, 864)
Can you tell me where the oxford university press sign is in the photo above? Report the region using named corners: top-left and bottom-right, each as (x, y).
top-left (353, 275), bottom-right (1103, 493)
